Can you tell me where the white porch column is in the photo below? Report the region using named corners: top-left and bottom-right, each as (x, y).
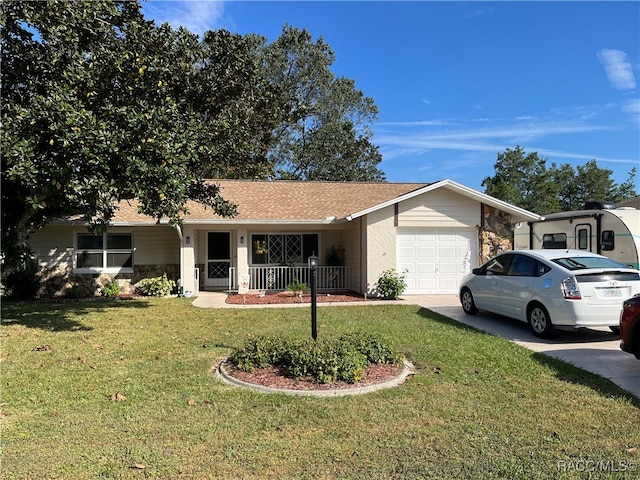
top-left (181, 226), bottom-right (196, 294)
top-left (237, 227), bottom-right (249, 277)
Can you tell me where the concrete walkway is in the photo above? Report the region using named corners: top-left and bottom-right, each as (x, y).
top-left (193, 292), bottom-right (640, 399)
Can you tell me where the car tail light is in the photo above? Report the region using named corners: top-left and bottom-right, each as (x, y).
top-left (561, 276), bottom-right (581, 300)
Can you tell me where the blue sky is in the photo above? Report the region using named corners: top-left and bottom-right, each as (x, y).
top-left (140, 1), bottom-right (640, 193)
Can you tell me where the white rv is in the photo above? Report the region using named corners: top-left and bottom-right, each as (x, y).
top-left (514, 202), bottom-right (640, 269)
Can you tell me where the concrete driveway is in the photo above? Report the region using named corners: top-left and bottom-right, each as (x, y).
top-left (409, 294), bottom-right (640, 400)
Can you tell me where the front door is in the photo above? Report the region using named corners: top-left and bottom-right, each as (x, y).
top-left (206, 232), bottom-right (231, 288)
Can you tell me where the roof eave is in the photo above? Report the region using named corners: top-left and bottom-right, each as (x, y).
top-left (183, 218), bottom-right (346, 225)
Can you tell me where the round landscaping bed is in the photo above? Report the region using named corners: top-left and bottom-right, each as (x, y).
top-left (215, 333), bottom-right (415, 396)
top-left (216, 358), bottom-right (415, 397)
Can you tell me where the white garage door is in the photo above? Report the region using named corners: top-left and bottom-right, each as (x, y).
top-left (397, 228), bottom-right (476, 294)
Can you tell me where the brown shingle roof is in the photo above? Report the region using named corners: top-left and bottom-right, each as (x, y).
top-left (617, 196), bottom-right (640, 210)
top-left (105, 180), bottom-right (431, 224)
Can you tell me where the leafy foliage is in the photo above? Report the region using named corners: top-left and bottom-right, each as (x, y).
top-left (1, 256), bottom-right (40, 300)
top-left (482, 146), bottom-right (637, 214)
top-left (1, 1), bottom-right (269, 269)
top-left (1, 6), bottom-right (385, 272)
top-left (101, 281), bottom-right (120, 298)
top-left (286, 279), bottom-right (309, 296)
top-left (135, 273), bottom-right (175, 297)
top-left (263, 25), bottom-right (385, 181)
top-left (376, 269), bottom-right (408, 299)
top-left (228, 333), bottom-right (403, 384)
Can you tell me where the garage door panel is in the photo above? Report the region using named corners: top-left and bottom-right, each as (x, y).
top-left (418, 278), bottom-right (437, 290)
top-left (437, 261), bottom-right (457, 274)
top-left (397, 246), bottom-right (417, 258)
top-left (417, 261), bottom-right (435, 274)
top-left (418, 246), bottom-right (436, 257)
top-left (437, 245), bottom-right (456, 258)
top-left (397, 261), bottom-right (416, 274)
top-left (397, 228), bottom-right (477, 295)
top-left (438, 277), bottom-right (460, 291)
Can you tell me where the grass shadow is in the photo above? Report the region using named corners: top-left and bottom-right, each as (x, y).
top-left (530, 351), bottom-right (640, 407)
top-left (1, 297), bottom-right (152, 332)
top-left (416, 307), bottom-right (640, 407)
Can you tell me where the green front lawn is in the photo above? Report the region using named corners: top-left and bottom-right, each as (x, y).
top-left (1, 299), bottom-right (638, 479)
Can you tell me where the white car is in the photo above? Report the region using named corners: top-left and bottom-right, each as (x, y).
top-left (459, 250), bottom-right (640, 338)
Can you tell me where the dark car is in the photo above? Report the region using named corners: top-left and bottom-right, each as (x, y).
top-left (620, 294), bottom-right (640, 359)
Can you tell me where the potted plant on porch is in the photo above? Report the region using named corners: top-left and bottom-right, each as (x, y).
top-left (253, 240), bottom-right (268, 255)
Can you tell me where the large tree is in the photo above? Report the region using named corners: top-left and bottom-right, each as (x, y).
top-left (482, 146), bottom-right (637, 214)
top-left (1, 3), bottom-right (386, 271)
top-left (1, 1), bottom-right (277, 267)
top-left (262, 25), bottom-right (385, 181)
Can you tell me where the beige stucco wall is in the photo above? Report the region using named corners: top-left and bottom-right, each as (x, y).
top-left (344, 219), bottom-right (362, 292)
top-left (364, 205), bottom-right (397, 295)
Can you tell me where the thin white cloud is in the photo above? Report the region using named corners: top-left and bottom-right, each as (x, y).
top-left (377, 122), bottom-right (611, 144)
top-left (622, 98), bottom-right (640, 115)
top-left (374, 120), bottom-right (637, 166)
top-left (142, 1), bottom-right (226, 37)
top-left (377, 119), bottom-right (457, 127)
top-left (597, 49), bottom-right (636, 90)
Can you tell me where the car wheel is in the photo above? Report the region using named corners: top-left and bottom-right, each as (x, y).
top-left (609, 326), bottom-right (620, 335)
top-left (461, 288), bottom-right (478, 315)
top-left (528, 303), bottom-right (554, 338)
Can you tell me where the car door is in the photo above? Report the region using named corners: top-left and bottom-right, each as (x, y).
top-left (471, 253), bottom-right (513, 315)
top-left (500, 254), bottom-right (537, 321)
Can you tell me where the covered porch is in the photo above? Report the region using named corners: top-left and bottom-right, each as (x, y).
top-left (178, 224), bottom-right (360, 295)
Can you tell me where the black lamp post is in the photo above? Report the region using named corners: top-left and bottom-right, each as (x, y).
top-left (308, 253), bottom-right (318, 340)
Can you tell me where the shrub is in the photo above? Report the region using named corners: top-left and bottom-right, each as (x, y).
top-left (65, 285), bottom-right (89, 299)
top-left (286, 279), bottom-right (308, 296)
top-left (101, 281), bottom-right (120, 298)
top-left (228, 333), bottom-right (403, 384)
top-left (228, 335), bottom-right (292, 372)
top-left (1, 257), bottom-right (40, 300)
top-left (135, 273), bottom-right (175, 297)
top-left (338, 332), bottom-right (404, 364)
top-left (375, 269), bottom-right (408, 299)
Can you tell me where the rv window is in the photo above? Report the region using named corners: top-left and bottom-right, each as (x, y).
top-left (577, 228), bottom-right (589, 250)
top-left (601, 230), bottom-right (615, 251)
top-left (542, 233), bottom-right (567, 249)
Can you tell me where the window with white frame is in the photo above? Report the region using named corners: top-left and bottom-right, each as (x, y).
top-left (75, 232), bottom-right (133, 272)
top-left (251, 234), bottom-right (318, 265)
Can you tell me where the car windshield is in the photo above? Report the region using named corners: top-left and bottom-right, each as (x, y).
top-left (552, 256), bottom-right (628, 271)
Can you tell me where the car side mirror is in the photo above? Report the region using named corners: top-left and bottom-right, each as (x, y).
top-left (472, 268), bottom-right (481, 275)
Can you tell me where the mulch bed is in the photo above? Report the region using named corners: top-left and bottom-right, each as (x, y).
top-left (222, 361), bottom-right (406, 391)
top-left (225, 291), bottom-right (383, 305)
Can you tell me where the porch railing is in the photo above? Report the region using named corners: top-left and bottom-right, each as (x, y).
top-left (228, 266), bottom-right (351, 292)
